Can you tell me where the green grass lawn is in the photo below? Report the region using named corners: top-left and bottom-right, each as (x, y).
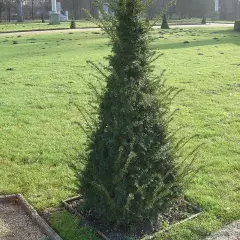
top-left (0, 20), bottom-right (97, 33)
top-left (0, 27), bottom-right (239, 239)
top-left (167, 18), bottom-right (234, 25)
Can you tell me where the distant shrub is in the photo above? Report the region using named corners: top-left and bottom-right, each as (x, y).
top-left (41, 14), bottom-right (45, 23)
top-left (201, 17), bottom-right (206, 24)
top-left (70, 18), bottom-right (76, 29)
top-left (161, 14), bottom-right (170, 29)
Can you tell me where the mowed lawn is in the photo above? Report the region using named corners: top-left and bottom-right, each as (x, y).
top-left (0, 27), bottom-right (239, 240)
top-left (0, 20), bottom-right (97, 33)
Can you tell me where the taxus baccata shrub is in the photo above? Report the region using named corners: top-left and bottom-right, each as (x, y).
top-left (70, 18), bottom-right (76, 29)
top-left (161, 14), bottom-right (170, 29)
top-left (201, 17), bottom-right (206, 24)
top-left (75, 0), bottom-right (198, 231)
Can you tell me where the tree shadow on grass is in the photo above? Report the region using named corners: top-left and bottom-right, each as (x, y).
top-left (152, 29), bottom-right (240, 50)
top-left (152, 36), bottom-right (240, 50)
top-left (188, 225), bottom-right (211, 239)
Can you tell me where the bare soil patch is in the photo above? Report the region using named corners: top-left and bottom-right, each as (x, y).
top-left (0, 201), bottom-right (47, 240)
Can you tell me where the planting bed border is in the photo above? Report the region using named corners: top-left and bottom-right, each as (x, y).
top-left (62, 195), bottom-right (203, 240)
top-left (0, 194), bottom-right (62, 240)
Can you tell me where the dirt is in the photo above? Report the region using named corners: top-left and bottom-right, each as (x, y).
top-left (0, 201), bottom-right (47, 240)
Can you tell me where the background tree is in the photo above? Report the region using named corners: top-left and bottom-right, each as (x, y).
top-left (31, 0), bottom-right (34, 19)
top-left (192, 0), bottom-right (214, 18)
top-left (147, 0), bottom-right (164, 19)
top-left (0, 0), bottom-right (14, 22)
top-left (147, 0), bottom-right (176, 19)
top-left (0, 0), bottom-right (5, 22)
top-left (37, 0), bottom-right (50, 20)
top-left (175, 0), bottom-right (193, 18)
top-left (16, 0), bottom-right (23, 21)
top-left (5, 0), bottom-right (15, 21)
top-left (232, 0), bottom-right (240, 19)
top-left (61, 0), bottom-right (98, 19)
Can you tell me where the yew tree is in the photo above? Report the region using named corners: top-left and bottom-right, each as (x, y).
top-left (77, 0), bottom-right (193, 230)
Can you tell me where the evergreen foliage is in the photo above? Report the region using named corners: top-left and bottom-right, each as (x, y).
top-left (201, 17), bottom-right (206, 24)
top-left (161, 14), bottom-right (170, 29)
top-left (75, 0), bottom-right (198, 231)
top-left (70, 18), bottom-right (76, 29)
top-left (41, 14), bottom-right (45, 23)
top-left (234, 20), bottom-right (240, 31)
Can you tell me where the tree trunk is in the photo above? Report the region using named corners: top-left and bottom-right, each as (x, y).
top-left (73, 0), bottom-right (80, 19)
top-left (17, 0), bottom-right (23, 22)
top-left (238, 3), bottom-right (240, 19)
top-left (32, 0), bottom-right (34, 20)
top-left (8, 2), bottom-right (10, 22)
top-left (90, 0), bottom-right (98, 18)
top-left (0, 1), bottom-right (3, 22)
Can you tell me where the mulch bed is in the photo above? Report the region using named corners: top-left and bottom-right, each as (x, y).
top-left (63, 196), bottom-right (202, 240)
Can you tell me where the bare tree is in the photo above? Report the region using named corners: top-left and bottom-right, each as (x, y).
top-left (1, 0), bottom-right (15, 22)
top-left (7, 0), bottom-right (11, 21)
top-left (0, 0), bottom-right (4, 21)
top-left (232, 0), bottom-right (240, 19)
top-left (61, 0), bottom-right (98, 19)
top-left (31, 0), bottom-right (34, 19)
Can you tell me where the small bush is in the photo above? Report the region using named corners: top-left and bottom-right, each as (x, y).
top-left (70, 18), bottom-right (76, 29)
top-left (201, 17), bottom-right (206, 24)
top-left (161, 14), bottom-right (170, 29)
top-left (41, 14), bottom-right (45, 23)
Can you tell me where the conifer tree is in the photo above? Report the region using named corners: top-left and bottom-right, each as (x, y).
top-left (41, 14), bottom-right (45, 23)
top-left (76, 0), bottom-right (195, 231)
top-left (201, 17), bottom-right (206, 24)
top-left (70, 18), bottom-right (76, 29)
top-left (161, 14), bottom-right (170, 29)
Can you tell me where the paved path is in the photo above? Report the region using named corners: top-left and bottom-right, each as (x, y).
top-left (0, 23), bottom-right (234, 37)
top-left (206, 221), bottom-right (240, 240)
top-left (0, 27), bottom-right (101, 36)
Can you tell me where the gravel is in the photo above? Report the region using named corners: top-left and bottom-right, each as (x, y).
top-left (0, 201), bottom-right (47, 240)
top-left (206, 221), bottom-right (240, 240)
